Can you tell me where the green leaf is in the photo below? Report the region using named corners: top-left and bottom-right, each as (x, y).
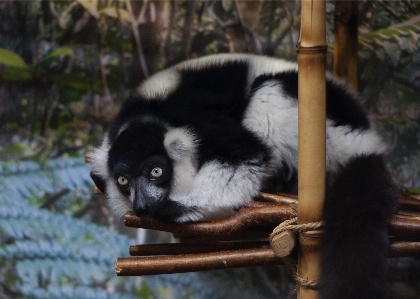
top-left (0, 66), bottom-right (33, 81)
top-left (45, 47), bottom-right (74, 60)
top-left (0, 48), bottom-right (29, 68)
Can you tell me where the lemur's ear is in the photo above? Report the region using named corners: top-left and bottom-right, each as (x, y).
top-left (164, 128), bottom-right (197, 161)
top-left (85, 141), bottom-right (110, 193)
top-left (90, 172), bottom-right (107, 193)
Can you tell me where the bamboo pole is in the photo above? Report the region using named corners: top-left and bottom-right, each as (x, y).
top-left (296, 0), bottom-right (328, 298)
top-left (334, 0), bottom-right (359, 91)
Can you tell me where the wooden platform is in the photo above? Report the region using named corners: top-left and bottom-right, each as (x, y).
top-left (115, 191), bottom-right (420, 276)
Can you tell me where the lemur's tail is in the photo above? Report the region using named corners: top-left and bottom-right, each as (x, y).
top-left (319, 154), bottom-right (398, 299)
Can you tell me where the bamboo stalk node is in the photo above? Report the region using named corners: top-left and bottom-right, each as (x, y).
top-left (295, 45), bottom-right (328, 54)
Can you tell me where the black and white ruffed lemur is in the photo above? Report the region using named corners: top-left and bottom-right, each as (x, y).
top-left (88, 54), bottom-right (398, 299)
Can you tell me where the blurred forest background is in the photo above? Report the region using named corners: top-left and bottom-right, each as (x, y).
top-left (0, 0), bottom-right (419, 298)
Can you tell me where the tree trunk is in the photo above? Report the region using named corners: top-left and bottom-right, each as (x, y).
top-left (334, 0), bottom-right (359, 91)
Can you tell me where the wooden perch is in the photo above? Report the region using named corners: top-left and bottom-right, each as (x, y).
top-left (116, 246), bottom-right (283, 276)
top-left (116, 241), bottom-right (420, 276)
top-left (124, 201), bottom-right (295, 238)
top-left (129, 241), bottom-right (270, 256)
top-left (116, 192), bottom-right (420, 276)
top-left (123, 193), bottom-right (420, 240)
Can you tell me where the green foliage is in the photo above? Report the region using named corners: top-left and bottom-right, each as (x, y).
top-left (357, 18), bottom-right (420, 192)
top-left (0, 158), bottom-right (91, 212)
top-left (0, 48), bottom-right (32, 81)
top-left (0, 158), bottom-right (139, 299)
top-left (359, 20), bottom-right (420, 72)
top-left (0, 48), bottom-right (29, 68)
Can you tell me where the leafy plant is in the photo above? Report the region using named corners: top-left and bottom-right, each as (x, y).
top-left (0, 158), bottom-right (140, 299)
top-left (357, 18), bottom-right (420, 191)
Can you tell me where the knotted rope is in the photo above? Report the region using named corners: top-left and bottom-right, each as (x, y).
top-left (269, 216), bottom-right (324, 290)
top-left (271, 216), bottom-right (323, 237)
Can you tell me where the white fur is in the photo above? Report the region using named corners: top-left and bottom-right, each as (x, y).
top-left (164, 127), bottom-right (197, 161)
top-left (176, 53), bottom-right (297, 88)
top-left (172, 160), bottom-right (269, 222)
top-left (326, 122), bottom-right (387, 172)
top-left (243, 79), bottom-right (387, 177)
top-left (137, 68), bottom-right (181, 100)
top-left (88, 136), bottom-right (132, 218)
top-left (243, 80), bottom-right (299, 173)
top-left (247, 55), bottom-right (297, 84)
top-left (164, 127), bottom-right (198, 198)
top-left (89, 136), bottom-right (111, 179)
top-left (106, 180), bottom-right (132, 219)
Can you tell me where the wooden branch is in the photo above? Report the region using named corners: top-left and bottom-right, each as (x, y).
top-left (123, 196), bottom-right (420, 242)
top-left (129, 240), bottom-right (420, 258)
top-left (115, 240), bottom-right (420, 276)
top-left (257, 192), bottom-right (298, 205)
top-left (124, 201), bottom-right (295, 237)
top-left (389, 215), bottom-right (420, 240)
top-left (129, 241), bottom-right (270, 256)
top-left (125, 213), bottom-right (420, 242)
top-left (178, 227), bottom-right (275, 243)
top-left (389, 241), bottom-right (420, 258)
top-left (116, 246), bottom-right (283, 276)
top-left (399, 191), bottom-right (420, 212)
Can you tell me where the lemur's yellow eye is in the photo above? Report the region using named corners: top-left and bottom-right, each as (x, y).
top-left (117, 176), bottom-right (129, 186)
top-left (150, 167), bottom-right (163, 178)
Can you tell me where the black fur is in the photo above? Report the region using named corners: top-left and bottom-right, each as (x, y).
top-left (109, 61), bottom-right (268, 168)
top-left (251, 71), bottom-right (370, 130)
top-left (90, 172), bottom-right (106, 193)
top-left (262, 161), bottom-right (298, 193)
top-left (110, 60), bottom-right (251, 141)
top-left (321, 154), bottom-right (397, 299)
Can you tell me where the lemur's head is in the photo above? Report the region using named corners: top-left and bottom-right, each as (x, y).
top-left (88, 117), bottom-right (199, 222)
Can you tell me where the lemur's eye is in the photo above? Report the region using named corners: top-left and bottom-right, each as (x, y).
top-left (117, 176), bottom-right (129, 186)
top-left (150, 167), bottom-right (163, 178)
